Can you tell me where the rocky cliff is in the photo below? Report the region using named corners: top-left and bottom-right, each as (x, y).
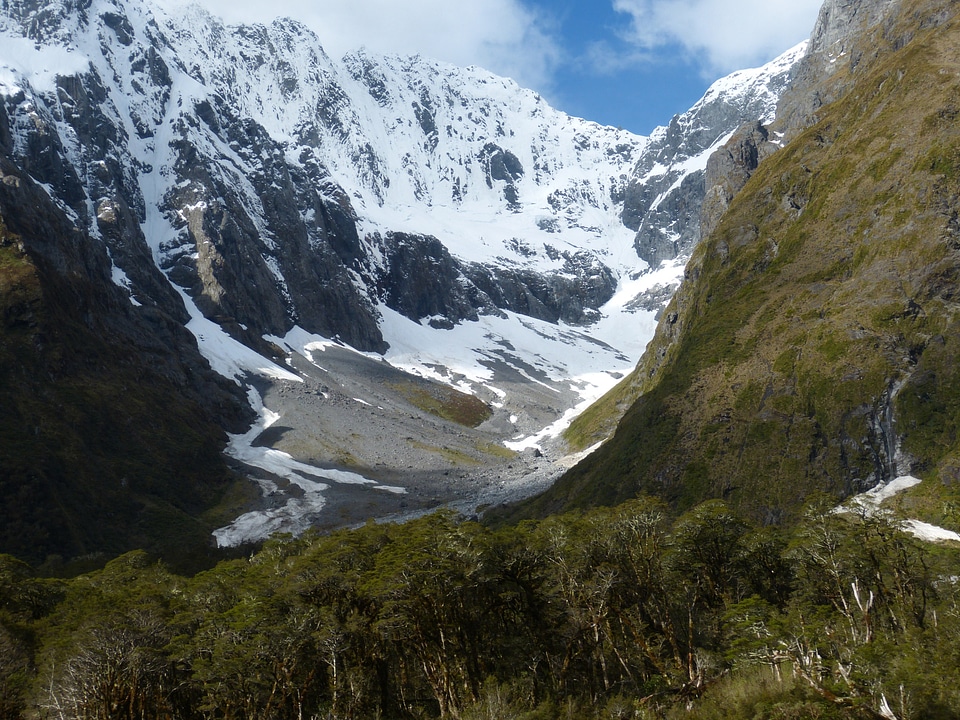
top-left (623, 46), bottom-right (803, 268)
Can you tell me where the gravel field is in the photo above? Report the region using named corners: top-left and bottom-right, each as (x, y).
top-left (219, 344), bottom-right (592, 542)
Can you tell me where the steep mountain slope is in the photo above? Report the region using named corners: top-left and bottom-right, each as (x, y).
top-left (0, 137), bottom-right (250, 564)
top-left (622, 49), bottom-right (801, 268)
top-left (0, 0), bottom-right (805, 555)
top-left (525, 0), bottom-right (960, 523)
top-left (0, 0), bottom-right (802, 359)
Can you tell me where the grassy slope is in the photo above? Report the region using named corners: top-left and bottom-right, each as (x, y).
top-left (520, 0), bottom-right (960, 523)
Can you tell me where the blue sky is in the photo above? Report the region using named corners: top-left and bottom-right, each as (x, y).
top-left (189, 0), bottom-right (824, 136)
top-left (522, 0), bottom-right (707, 132)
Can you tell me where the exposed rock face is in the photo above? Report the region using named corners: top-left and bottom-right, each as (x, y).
top-left (375, 231), bottom-right (618, 328)
top-left (629, 171), bottom-right (705, 268)
top-left (464, 249), bottom-right (618, 326)
top-left (811, 0), bottom-right (901, 51)
top-left (776, 0), bottom-right (910, 139)
top-left (621, 45), bottom-right (803, 269)
top-left (162, 104), bottom-right (387, 351)
top-left (377, 232), bottom-right (486, 328)
top-left (696, 3), bottom-right (896, 256)
top-left (478, 143), bottom-right (524, 211)
top-left (700, 121), bottom-right (773, 239)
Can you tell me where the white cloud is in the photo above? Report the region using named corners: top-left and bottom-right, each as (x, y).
top-left (612, 0), bottom-right (822, 74)
top-left (171, 0), bottom-right (561, 92)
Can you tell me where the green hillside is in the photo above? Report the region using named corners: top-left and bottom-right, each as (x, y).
top-left (527, 0), bottom-right (960, 522)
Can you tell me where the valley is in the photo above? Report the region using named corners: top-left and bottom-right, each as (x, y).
top-left (205, 301), bottom-right (654, 545)
top-left (5, 0), bottom-right (960, 717)
top-left (216, 344), bottom-right (571, 545)
top-left (0, 0), bottom-right (800, 554)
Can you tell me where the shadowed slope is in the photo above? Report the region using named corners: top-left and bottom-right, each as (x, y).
top-left (0, 149), bottom-right (249, 565)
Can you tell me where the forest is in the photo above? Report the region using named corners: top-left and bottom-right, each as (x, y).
top-left (2, 495), bottom-right (959, 720)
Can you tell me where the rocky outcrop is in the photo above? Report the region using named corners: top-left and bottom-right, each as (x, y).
top-left (775, 0), bottom-right (929, 140)
top-left (700, 121), bottom-right (774, 239)
top-left (630, 172), bottom-right (705, 268)
top-left (810, 0), bottom-right (900, 52)
top-left (464, 250), bottom-right (617, 326)
top-left (478, 142), bottom-right (524, 210)
top-left (376, 232), bottom-right (487, 328)
top-left (163, 107), bottom-right (388, 352)
top-left (375, 232), bottom-right (618, 328)
top-left (621, 43), bottom-right (804, 268)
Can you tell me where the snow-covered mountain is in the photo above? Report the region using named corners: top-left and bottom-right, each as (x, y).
top-left (0, 0), bottom-right (807, 548)
top-left (0, 0), bottom-right (801, 380)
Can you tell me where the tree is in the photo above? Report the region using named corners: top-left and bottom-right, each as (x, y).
top-left (362, 513), bottom-right (506, 718)
top-left (36, 552), bottom-right (179, 720)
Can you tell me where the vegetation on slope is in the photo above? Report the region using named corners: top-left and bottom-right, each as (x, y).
top-left (2, 500), bottom-right (959, 720)
top-left (0, 164), bottom-right (248, 569)
top-left (388, 378), bottom-right (493, 427)
top-left (535, 0), bottom-right (960, 522)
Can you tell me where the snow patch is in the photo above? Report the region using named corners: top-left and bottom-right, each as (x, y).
top-left (109, 263), bottom-right (142, 306)
top-left (505, 371), bottom-right (623, 452)
top-left (374, 485), bottom-right (408, 495)
top-left (850, 475), bottom-right (923, 510)
top-left (903, 520), bottom-right (960, 543)
top-left (844, 475), bottom-right (960, 544)
top-left (214, 386), bottom-right (384, 547)
top-left (0, 37), bottom-right (90, 93)
top-left (176, 288), bottom-right (302, 384)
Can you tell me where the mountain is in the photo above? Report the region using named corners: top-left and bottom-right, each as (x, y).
top-left (0, 0), bottom-right (804, 560)
top-left (519, 0), bottom-right (960, 524)
top-left (0, 124), bottom-right (251, 563)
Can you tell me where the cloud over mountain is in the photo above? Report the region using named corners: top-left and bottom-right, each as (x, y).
top-left (612, 0), bottom-right (822, 72)
top-left (154, 0), bottom-right (562, 91)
